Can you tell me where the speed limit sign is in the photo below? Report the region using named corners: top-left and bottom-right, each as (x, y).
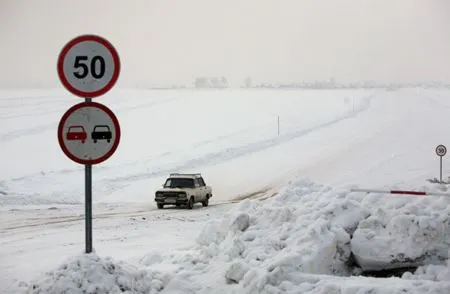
top-left (436, 144), bottom-right (447, 157)
top-left (57, 34), bottom-right (120, 98)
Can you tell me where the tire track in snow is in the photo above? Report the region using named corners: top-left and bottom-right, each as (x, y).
top-left (0, 200), bottom-right (239, 232)
top-left (104, 93), bottom-right (375, 185)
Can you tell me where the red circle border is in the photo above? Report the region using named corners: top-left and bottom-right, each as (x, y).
top-left (57, 34), bottom-right (121, 98)
top-left (436, 145), bottom-right (447, 157)
top-left (57, 101), bottom-right (121, 165)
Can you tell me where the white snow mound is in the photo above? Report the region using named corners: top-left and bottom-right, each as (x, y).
top-left (146, 179), bottom-right (450, 293)
top-left (351, 184), bottom-right (450, 271)
top-left (24, 180), bottom-right (450, 293)
top-left (26, 253), bottom-right (168, 294)
top-left (153, 180), bottom-right (374, 293)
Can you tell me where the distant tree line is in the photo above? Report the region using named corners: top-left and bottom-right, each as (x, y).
top-left (150, 76), bottom-right (450, 90)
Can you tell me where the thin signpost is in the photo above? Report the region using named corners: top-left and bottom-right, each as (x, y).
top-left (436, 144), bottom-right (447, 183)
top-left (277, 116), bottom-right (280, 136)
top-left (57, 34), bottom-right (121, 253)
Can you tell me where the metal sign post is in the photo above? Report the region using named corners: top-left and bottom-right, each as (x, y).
top-left (277, 116), bottom-right (280, 136)
top-left (85, 97), bottom-right (92, 254)
top-left (57, 34), bottom-right (121, 254)
top-left (436, 144), bottom-right (447, 183)
top-left (85, 161), bottom-right (92, 253)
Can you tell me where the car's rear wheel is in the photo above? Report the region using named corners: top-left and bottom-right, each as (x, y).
top-left (202, 195), bottom-right (209, 207)
top-left (157, 203), bottom-right (164, 209)
top-left (187, 197), bottom-right (194, 209)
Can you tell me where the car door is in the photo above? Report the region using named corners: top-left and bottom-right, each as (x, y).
top-left (196, 177), bottom-right (207, 200)
top-left (193, 178), bottom-right (202, 201)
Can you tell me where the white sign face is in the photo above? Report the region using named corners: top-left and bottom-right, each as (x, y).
top-left (436, 145), bottom-right (447, 157)
top-left (58, 102), bottom-right (120, 165)
top-left (57, 35), bottom-right (120, 98)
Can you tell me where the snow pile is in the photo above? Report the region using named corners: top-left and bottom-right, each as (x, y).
top-left (148, 180), bottom-right (373, 293)
top-left (351, 185), bottom-right (450, 271)
top-left (24, 180), bottom-right (450, 293)
top-left (194, 180), bottom-right (368, 277)
top-left (144, 179), bottom-right (450, 293)
top-left (26, 253), bottom-right (168, 294)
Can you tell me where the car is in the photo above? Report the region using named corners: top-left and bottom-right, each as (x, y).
top-left (91, 125), bottom-right (112, 143)
top-left (66, 125), bottom-right (87, 143)
top-left (154, 173), bottom-right (212, 209)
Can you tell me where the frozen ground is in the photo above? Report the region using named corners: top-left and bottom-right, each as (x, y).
top-left (2, 88), bottom-right (450, 293)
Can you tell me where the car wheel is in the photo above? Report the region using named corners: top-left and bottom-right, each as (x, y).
top-left (93, 139), bottom-right (97, 143)
top-left (187, 197), bottom-right (194, 209)
top-left (107, 139), bottom-right (111, 143)
top-left (82, 140), bottom-right (85, 144)
top-left (202, 195), bottom-right (209, 207)
top-left (157, 203), bottom-right (164, 209)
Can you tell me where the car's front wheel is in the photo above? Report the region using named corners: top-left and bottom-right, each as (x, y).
top-left (187, 197), bottom-right (194, 209)
top-left (157, 203), bottom-right (164, 209)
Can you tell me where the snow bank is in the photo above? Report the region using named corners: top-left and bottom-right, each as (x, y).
top-left (193, 180), bottom-right (368, 277)
top-left (145, 180), bottom-right (375, 293)
top-left (151, 179), bottom-right (450, 293)
top-left (351, 184), bottom-right (450, 271)
top-left (24, 180), bottom-right (450, 293)
top-left (26, 253), bottom-right (168, 294)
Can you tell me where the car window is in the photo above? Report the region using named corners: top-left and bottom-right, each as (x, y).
top-left (69, 126), bottom-right (84, 132)
top-left (164, 178), bottom-right (194, 188)
top-left (198, 177), bottom-right (205, 186)
top-left (94, 125), bottom-right (110, 131)
top-left (164, 179), bottom-right (171, 187)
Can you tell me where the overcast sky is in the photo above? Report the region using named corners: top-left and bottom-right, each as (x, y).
top-left (1, 0), bottom-right (450, 88)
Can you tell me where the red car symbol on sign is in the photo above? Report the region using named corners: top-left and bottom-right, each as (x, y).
top-left (66, 125), bottom-right (87, 143)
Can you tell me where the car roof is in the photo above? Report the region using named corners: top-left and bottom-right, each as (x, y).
top-left (168, 173), bottom-right (202, 179)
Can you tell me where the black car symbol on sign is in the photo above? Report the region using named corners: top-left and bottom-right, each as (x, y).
top-left (91, 125), bottom-right (112, 143)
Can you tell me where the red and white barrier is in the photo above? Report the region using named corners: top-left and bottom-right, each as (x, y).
top-left (350, 188), bottom-right (450, 197)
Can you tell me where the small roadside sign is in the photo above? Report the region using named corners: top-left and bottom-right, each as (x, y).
top-left (436, 144), bottom-right (447, 157)
top-left (57, 34), bottom-right (121, 98)
top-left (57, 101), bottom-right (121, 165)
top-left (436, 144), bottom-right (447, 183)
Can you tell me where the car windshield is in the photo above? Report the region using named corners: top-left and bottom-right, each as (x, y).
top-left (69, 126), bottom-right (84, 132)
top-left (94, 126), bottom-right (109, 131)
top-left (164, 178), bottom-right (194, 188)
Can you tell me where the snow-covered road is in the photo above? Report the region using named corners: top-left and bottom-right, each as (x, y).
top-left (2, 88), bottom-right (450, 293)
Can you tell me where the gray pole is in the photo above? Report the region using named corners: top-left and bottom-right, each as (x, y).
top-left (277, 116), bottom-right (280, 136)
top-left (440, 156), bottom-right (443, 183)
top-left (85, 97), bottom-right (93, 253)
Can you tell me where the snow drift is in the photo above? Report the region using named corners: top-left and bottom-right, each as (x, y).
top-left (25, 179), bottom-right (450, 293)
top-left (351, 185), bottom-right (450, 271)
top-left (27, 253), bottom-right (168, 294)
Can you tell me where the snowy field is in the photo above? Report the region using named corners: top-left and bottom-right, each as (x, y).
top-left (2, 88), bottom-right (450, 293)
